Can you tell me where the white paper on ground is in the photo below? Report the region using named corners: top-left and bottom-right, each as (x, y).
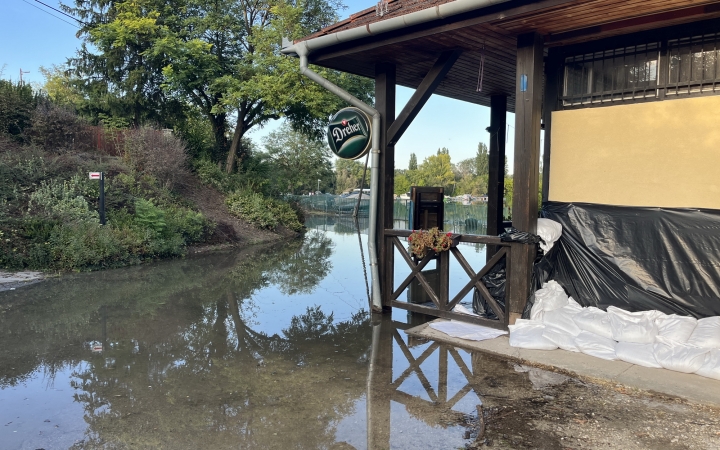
top-left (543, 301), bottom-right (583, 337)
top-left (655, 314), bottom-right (697, 344)
top-left (430, 321), bottom-right (508, 341)
top-left (607, 306), bottom-right (664, 344)
top-left (508, 319), bottom-right (558, 350)
top-left (542, 325), bottom-right (580, 352)
top-left (695, 349), bottom-right (720, 380)
top-left (653, 337), bottom-right (710, 373)
top-left (572, 306), bottom-right (613, 339)
top-left (615, 341), bottom-right (662, 368)
top-left (530, 280), bottom-right (569, 321)
top-left (686, 316), bottom-right (720, 349)
top-left (537, 218), bottom-right (563, 253)
top-left (574, 330), bottom-right (618, 360)
top-left (453, 304), bottom-right (477, 316)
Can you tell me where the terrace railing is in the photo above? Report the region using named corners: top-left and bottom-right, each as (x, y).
top-left (384, 229), bottom-right (523, 330)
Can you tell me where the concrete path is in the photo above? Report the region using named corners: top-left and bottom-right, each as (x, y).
top-left (406, 320), bottom-right (720, 409)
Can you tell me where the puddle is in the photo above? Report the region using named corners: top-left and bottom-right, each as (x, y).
top-left (1, 217), bottom-right (719, 449)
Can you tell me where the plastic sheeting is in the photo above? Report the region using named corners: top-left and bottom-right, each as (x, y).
top-left (542, 202), bottom-right (720, 318)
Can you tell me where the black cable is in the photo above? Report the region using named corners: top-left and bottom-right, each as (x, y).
top-left (18, 0), bottom-right (79, 28)
top-left (33, 0), bottom-right (87, 24)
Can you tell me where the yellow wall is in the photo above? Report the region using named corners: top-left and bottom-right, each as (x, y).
top-left (549, 96), bottom-right (720, 209)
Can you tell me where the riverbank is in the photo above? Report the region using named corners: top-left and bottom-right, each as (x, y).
top-left (0, 271), bottom-right (45, 292)
top-left (0, 136), bottom-right (302, 274)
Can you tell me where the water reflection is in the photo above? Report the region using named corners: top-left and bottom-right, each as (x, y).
top-left (1, 226), bottom-right (560, 449)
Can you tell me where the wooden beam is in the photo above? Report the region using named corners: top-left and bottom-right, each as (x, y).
top-left (387, 49), bottom-right (463, 146)
top-left (545, 3), bottom-right (720, 46)
top-left (541, 49), bottom-right (561, 203)
top-left (486, 94), bottom-right (507, 262)
top-left (508, 32), bottom-right (544, 325)
top-left (376, 63), bottom-right (396, 310)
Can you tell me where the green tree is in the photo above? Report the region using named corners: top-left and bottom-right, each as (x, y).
top-left (437, 147), bottom-right (449, 155)
top-left (39, 65), bottom-right (85, 109)
top-left (65, 0), bottom-right (375, 171)
top-left (475, 142), bottom-right (489, 177)
top-left (408, 153), bottom-right (417, 171)
top-left (417, 153), bottom-right (454, 192)
top-left (394, 170), bottom-right (411, 196)
top-left (0, 79), bottom-right (37, 141)
top-left (334, 158), bottom-right (367, 194)
top-left (262, 123), bottom-right (333, 194)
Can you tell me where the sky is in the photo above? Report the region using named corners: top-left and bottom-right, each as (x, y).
top-left (1, 0), bottom-right (517, 172)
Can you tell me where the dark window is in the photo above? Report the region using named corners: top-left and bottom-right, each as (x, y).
top-left (559, 30), bottom-right (720, 108)
top-left (563, 43), bottom-right (659, 106)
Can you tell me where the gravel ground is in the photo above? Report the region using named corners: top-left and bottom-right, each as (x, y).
top-left (463, 364), bottom-right (720, 449)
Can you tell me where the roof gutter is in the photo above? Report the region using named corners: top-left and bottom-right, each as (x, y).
top-left (281, 0), bottom-right (511, 56)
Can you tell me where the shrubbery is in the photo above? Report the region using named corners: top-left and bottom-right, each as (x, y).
top-left (226, 190), bottom-right (303, 232)
top-left (0, 140), bottom-right (213, 271)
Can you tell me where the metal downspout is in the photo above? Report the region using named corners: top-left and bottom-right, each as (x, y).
top-left (298, 45), bottom-right (383, 311)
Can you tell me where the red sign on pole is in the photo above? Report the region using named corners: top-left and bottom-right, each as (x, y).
top-left (89, 172), bottom-right (102, 180)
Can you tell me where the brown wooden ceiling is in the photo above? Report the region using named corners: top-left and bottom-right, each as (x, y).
top-left (304, 0), bottom-right (720, 111)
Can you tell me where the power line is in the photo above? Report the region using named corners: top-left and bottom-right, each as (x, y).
top-left (18, 0), bottom-right (80, 28)
top-left (33, 0), bottom-right (86, 25)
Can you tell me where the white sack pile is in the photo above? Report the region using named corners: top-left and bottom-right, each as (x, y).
top-left (509, 280), bottom-right (720, 380)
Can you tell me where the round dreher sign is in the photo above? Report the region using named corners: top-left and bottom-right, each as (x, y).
top-left (327, 107), bottom-right (372, 160)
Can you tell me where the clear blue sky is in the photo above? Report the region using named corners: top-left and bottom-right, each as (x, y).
top-left (1, 0), bottom-right (517, 172)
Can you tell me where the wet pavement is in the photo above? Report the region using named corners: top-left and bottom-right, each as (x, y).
top-left (1, 216), bottom-right (719, 449)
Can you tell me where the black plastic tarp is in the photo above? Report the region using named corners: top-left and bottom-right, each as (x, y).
top-left (542, 202), bottom-right (720, 318)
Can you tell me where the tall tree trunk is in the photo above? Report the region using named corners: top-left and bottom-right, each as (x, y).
top-left (225, 116), bottom-right (246, 174)
top-left (209, 112), bottom-right (228, 163)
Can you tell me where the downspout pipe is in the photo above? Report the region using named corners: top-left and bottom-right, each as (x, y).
top-left (297, 44), bottom-right (383, 311)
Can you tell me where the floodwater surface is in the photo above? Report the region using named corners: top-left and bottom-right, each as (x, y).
top-left (1, 216), bottom-right (719, 450)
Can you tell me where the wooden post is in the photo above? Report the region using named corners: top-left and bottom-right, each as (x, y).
top-left (541, 48), bottom-right (560, 203)
top-left (376, 63), bottom-right (396, 310)
top-left (486, 94), bottom-right (507, 263)
top-left (508, 32), bottom-right (544, 325)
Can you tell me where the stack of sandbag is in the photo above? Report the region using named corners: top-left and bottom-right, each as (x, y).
top-left (508, 280), bottom-right (720, 380)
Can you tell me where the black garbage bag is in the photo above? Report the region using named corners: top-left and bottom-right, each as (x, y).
top-left (499, 227), bottom-right (544, 245)
top-left (472, 256), bottom-right (506, 320)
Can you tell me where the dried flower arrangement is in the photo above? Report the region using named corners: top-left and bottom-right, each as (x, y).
top-left (407, 227), bottom-right (454, 258)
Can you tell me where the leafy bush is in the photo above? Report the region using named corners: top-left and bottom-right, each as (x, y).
top-left (133, 198), bottom-right (166, 233)
top-left (0, 80), bottom-right (36, 141)
top-left (122, 126), bottom-right (189, 189)
top-left (28, 175), bottom-right (98, 222)
top-left (29, 100), bottom-right (89, 153)
top-left (226, 190), bottom-right (303, 232)
top-left (49, 221), bottom-right (131, 270)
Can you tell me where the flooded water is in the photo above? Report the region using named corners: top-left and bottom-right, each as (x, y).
top-left (1, 216), bottom-right (719, 450)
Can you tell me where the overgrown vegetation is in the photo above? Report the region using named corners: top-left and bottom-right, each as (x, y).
top-left (0, 100), bottom-right (213, 271)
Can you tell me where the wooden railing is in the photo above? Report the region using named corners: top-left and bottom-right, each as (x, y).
top-left (384, 229), bottom-right (524, 330)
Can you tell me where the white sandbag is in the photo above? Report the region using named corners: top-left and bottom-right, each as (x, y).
top-left (615, 341), bottom-right (662, 368)
top-left (572, 307), bottom-right (613, 339)
top-left (430, 321), bottom-right (507, 341)
top-left (508, 319), bottom-right (558, 350)
top-left (537, 218), bottom-right (562, 253)
top-left (686, 316), bottom-right (720, 349)
top-left (655, 314), bottom-right (697, 344)
top-left (543, 300), bottom-right (583, 337)
top-left (574, 331), bottom-right (617, 360)
top-left (607, 306), bottom-right (664, 344)
top-left (542, 325), bottom-right (580, 352)
top-left (653, 337), bottom-right (710, 373)
top-left (695, 349), bottom-right (720, 380)
top-left (530, 280), bottom-right (568, 321)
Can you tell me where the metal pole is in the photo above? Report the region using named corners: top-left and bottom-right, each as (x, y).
top-left (99, 172), bottom-right (106, 225)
